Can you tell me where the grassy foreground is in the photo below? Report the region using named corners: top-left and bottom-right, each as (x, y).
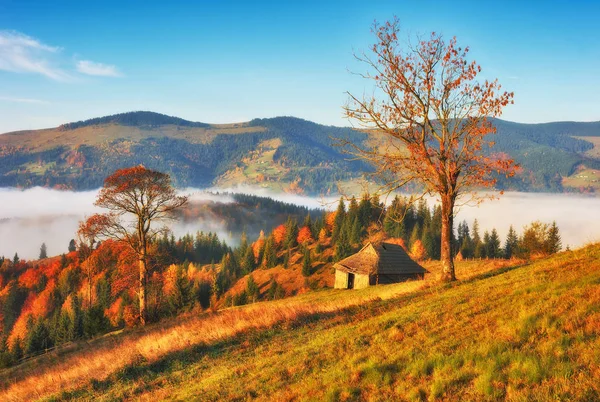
top-left (2, 249), bottom-right (600, 401)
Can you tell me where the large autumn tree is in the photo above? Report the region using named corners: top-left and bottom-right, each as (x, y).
top-left (79, 166), bottom-right (187, 324)
top-left (343, 19), bottom-right (517, 281)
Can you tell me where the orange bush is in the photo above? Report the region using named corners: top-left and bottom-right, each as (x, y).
top-left (297, 226), bottom-right (313, 245)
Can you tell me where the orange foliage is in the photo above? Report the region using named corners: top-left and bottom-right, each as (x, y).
top-left (106, 297), bottom-right (124, 327)
top-left (19, 267), bottom-right (43, 289)
top-left (252, 230), bottom-right (266, 260)
top-left (325, 212), bottom-right (336, 231)
top-left (8, 293), bottom-right (35, 347)
top-left (318, 228), bottom-right (328, 244)
top-left (41, 260), bottom-right (62, 280)
top-left (163, 264), bottom-right (179, 297)
top-left (30, 279), bottom-right (56, 319)
top-left (123, 305), bottom-right (138, 327)
top-left (272, 224), bottom-right (287, 246)
top-left (410, 240), bottom-right (427, 262)
top-left (297, 226), bottom-right (313, 245)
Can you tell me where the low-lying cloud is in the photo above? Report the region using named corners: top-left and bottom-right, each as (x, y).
top-left (1, 187), bottom-right (599, 260)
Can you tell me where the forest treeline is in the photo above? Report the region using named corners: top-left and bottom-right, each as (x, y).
top-left (0, 193), bottom-right (562, 368)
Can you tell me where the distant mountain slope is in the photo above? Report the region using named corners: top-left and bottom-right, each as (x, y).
top-left (0, 111), bottom-right (599, 193)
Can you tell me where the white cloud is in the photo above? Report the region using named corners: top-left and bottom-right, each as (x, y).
top-left (0, 95), bottom-right (48, 104)
top-left (76, 60), bottom-right (122, 77)
top-left (0, 31), bottom-right (70, 81)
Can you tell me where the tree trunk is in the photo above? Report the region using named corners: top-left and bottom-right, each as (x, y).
top-left (139, 253), bottom-right (147, 325)
top-left (439, 193), bottom-right (456, 282)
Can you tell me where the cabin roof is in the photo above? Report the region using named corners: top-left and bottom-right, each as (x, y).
top-left (333, 241), bottom-right (428, 276)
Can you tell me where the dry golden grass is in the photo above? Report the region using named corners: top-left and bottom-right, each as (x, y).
top-left (0, 275), bottom-right (427, 401)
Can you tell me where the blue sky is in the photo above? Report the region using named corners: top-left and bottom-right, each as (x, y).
top-left (0, 0), bottom-right (599, 132)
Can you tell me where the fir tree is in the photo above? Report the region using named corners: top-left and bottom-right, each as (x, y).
top-left (284, 217), bottom-right (299, 249)
top-left (12, 253), bottom-right (19, 266)
top-left (241, 247), bottom-right (256, 273)
top-left (246, 275), bottom-right (260, 303)
top-left (504, 225), bottom-right (519, 259)
top-left (350, 216), bottom-right (362, 245)
top-left (488, 229), bottom-right (501, 258)
top-left (358, 194), bottom-right (372, 228)
top-left (302, 248), bottom-right (312, 277)
top-left (39, 243), bottom-right (48, 259)
top-left (334, 227), bottom-right (352, 262)
top-left (546, 221), bottom-right (562, 254)
top-left (262, 236), bottom-right (278, 268)
top-left (68, 239), bottom-right (77, 253)
top-left (332, 198), bottom-right (347, 242)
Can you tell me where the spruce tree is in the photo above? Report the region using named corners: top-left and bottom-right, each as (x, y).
top-left (242, 247), bottom-right (256, 273)
top-left (488, 229), bottom-right (501, 258)
top-left (284, 217), bottom-right (299, 249)
top-left (332, 198), bottom-right (347, 242)
top-left (350, 216), bottom-right (362, 245)
top-left (39, 243), bottom-right (48, 259)
top-left (334, 228), bottom-right (352, 262)
top-left (302, 248), bottom-right (312, 276)
top-left (504, 225), bottom-right (519, 259)
top-left (358, 194), bottom-right (372, 228)
top-left (246, 275), bottom-right (260, 302)
top-left (262, 236), bottom-right (277, 268)
top-left (68, 239), bottom-right (77, 253)
top-left (546, 221), bottom-right (562, 254)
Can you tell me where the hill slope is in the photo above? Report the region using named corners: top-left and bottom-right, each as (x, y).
top-left (1, 246), bottom-right (599, 401)
top-left (1, 111), bottom-right (600, 193)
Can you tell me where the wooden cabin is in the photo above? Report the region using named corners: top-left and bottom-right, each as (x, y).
top-left (333, 241), bottom-right (428, 289)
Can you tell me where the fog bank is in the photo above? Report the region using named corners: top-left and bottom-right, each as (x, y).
top-left (1, 187), bottom-right (599, 259)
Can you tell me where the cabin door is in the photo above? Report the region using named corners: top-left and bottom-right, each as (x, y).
top-left (348, 273), bottom-right (355, 289)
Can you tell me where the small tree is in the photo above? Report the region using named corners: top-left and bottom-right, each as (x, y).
top-left (545, 221), bottom-right (562, 254)
top-left (302, 248), bottom-right (312, 277)
top-left (79, 166), bottom-right (187, 325)
top-left (343, 19), bottom-right (516, 281)
top-left (68, 239), bottom-right (77, 253)
top-left (504, 225), bottom-right (519, 259)
top-left (39, 243), bottom-right (48, 259)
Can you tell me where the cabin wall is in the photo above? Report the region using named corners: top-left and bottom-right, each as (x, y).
top-left (334, 270), bottom-right (349, 289)
top-left (354, 274), bottom-right (370, 289)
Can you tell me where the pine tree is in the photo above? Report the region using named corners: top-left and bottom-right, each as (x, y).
top-left (350, 216), bottom-right (362, 245)
top-left (488, 229), bottom-right (501, 258)
top-left (246, 275), bottom-right (260, 303)
top-left (68, 239), bottom-right (77, 253)
top-left (504, 225), bottom-right (519, 259)
top-left (332, 198), bottom-right (347, 242)
top-left (358, 194), bottom-right (372, 228)
top-left (39, 243), bottom-right (48, 259)
top-left (12, 253), bottom-right (19, 266)
top-left (262, 236), bottom-right (278, 268)
top-left (302, 248), bottom-right (312, 276)
top-left (284, 217), bottom-right (299, 249)
top-left (546, 221), bottom-right (562, 254)
top-left (334, 228), bottom-right (352, 262)
top-left (241, 247), bottom-right (256, 273)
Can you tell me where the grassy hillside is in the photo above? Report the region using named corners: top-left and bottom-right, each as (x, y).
top-left (1, 246), bottom-right (599, 401)
top-left (2, 111), bottom-right (600, 193)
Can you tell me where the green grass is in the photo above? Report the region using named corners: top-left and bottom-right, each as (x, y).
top-left (35, 246), bottom-right (600, 401)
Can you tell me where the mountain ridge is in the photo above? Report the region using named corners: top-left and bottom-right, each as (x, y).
top-left (1, 111), bottom-right (600, 193)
